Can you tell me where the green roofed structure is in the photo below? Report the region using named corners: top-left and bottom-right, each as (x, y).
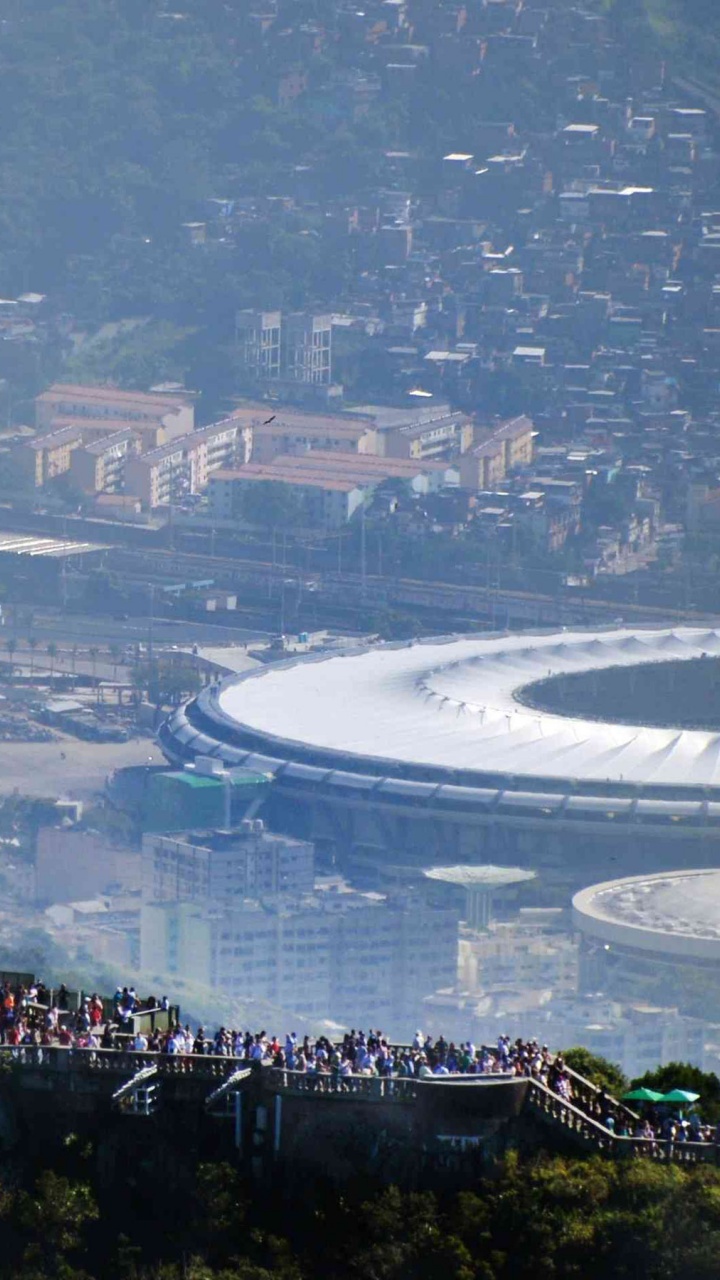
top-left (145, 765), bottom-right (269, 832)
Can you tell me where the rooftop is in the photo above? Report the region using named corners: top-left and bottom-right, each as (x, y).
top-left (424, 865), bottom-right (536, 888)
top-left (212, 451), bottom-right (451, 487)
top-left (214, 627), bottom-right (720, 789)
top-left (0, 533), bottom-right (106, 559)
top-left (573, 869), bottom-right (720, 960)
top-left (38, 384), bottom-right (191, 412)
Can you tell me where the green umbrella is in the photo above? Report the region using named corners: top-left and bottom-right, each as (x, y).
top-left (622, 1087), bottom-right (664, 1103)
top-left (660, 1089), bottom-right (700, 1104)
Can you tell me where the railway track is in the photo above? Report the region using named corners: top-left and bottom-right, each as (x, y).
top-left (114, 546), bottom-right (710, 626)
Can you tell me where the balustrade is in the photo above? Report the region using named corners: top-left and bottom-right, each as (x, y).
top-left (0, 1044), bottom-right (716, 1168)
top-left (0, 1045), bottom-right (241, 1078)
top-left (525, 1080), bottom-right (719, 1165)
top-left (265, 1067), bottom-right (422, 1100)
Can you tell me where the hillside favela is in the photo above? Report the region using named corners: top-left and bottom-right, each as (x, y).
top-left (4, 0), bottom-right (720, 1276)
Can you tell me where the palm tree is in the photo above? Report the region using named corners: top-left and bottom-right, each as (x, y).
top-left (46, 642), bottom-right (58, 681)
top-left (5, 637), bottom-right (16, 679)
top-left (27, 636), bottom-right (38, 677)
top-left (70, 644), bottom-right (78, 690)
top-left (109, 643), bottom-right (121, 682)
top-left (89, 646), bottom-right (99, 683)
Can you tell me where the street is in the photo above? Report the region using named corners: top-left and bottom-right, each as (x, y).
top-left (4, 610), bottom-right (271, 649)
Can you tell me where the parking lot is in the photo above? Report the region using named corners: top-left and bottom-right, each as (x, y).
top-left (0, 735), bottom-right (161, 798)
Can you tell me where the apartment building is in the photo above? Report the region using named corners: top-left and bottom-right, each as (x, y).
top-left (235, 310), bottom-right (333, 386)
top-left (192, 413), bottom-right (253, 475)
top-left (35, 825), bottom-right (141, 905)
top-left (124, 415), bottom-right (252, 508)
top-left (459, 415), bottom-right (535, 490)
top-left (209, 450), bottom-right (454, 527)
top-left (141, 883), bottom-right (458, 1029)
top-left (283, 312), bottom-right (332, 385)
top-left (248, 407), bottom-right (377, 462)
top-left (459, 913), bottom-right (579, 998)
top-left (9, 426), bottom-right (84, 488)
top-left (350, 403), bottom-right (473, 461)
top-left (235, 309), bottom-right (282, 381)
top-left (209, 464), bottom-right (367, 527)
top-left (69, 429), bottom-right (141, 495)
top-left (35, 384), bottom-right (194, 439)
top-left (124, 438), bottom-right (186, 508)
top-left (142, 822), bottom-right (315, 904)
top-left (50, 416), bottom-right (166, 453)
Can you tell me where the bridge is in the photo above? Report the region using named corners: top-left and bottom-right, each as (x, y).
top-left (0, 1045), bottom-right (714, 1187)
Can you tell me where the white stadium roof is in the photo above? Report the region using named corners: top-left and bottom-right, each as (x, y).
top-left (216, 628), bottom-right (720, 789)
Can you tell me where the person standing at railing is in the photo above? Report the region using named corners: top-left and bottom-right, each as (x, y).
top-left (339, 1057), bottom-right (353, 1090)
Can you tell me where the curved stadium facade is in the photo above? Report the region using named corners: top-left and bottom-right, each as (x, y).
top-left (573, 869), bottom-right (720, 1013)
top-left (159, 627), bottom-right (720, 885)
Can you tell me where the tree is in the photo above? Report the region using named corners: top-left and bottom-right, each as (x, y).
top-left (563, 1047), bottom-right (627, 1098)
top-left (109, 643), bottom-right (122, 681)
top-left (132, 660), bottom-right (201, 708)
top-left (632, 1062), bottom-right (720, 1121)
top-left (46, 642), bottom-right (58, 680)
top-left (13, 1169), bottom-right (99, 1278)
top-left (239, 481), bottom-right (307, 530)
top-left (26, 636), bottom-right (38, 677)
top-left (88, 646), bottom-right (99, 682)
top-left (5, 637), bottom-right (17, 674)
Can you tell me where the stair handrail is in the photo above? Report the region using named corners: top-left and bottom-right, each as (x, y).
top-left (111, 1062), bottom-right (158, 1104)
top-left (205, 1066), bottom-right (254, 1109)
top-left (525, 1077), bottom-right (619, 1148)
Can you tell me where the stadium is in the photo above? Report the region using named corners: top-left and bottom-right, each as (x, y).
top-left (573, 869), bottom-right (720, 1016)
top-left (159, 627), bottom-right (720, 888)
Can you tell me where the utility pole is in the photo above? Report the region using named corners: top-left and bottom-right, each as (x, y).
top-left (147, 582), bottom-right (155, 667)
top-left (279, 530), bottom-right (287, 636)
top-left (360, 501), bottom-right (367, 600)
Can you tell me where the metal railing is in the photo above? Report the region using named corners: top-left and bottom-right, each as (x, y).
top-left (264, 1067), bottom-right (421, 1100)
top-left (525, 1080), bottom-right (718, 1165)
top-left (0, 1045), bottom-right (235, 1078)
top-left (112, 1063), bottom-right (158, 1103)
top-left (205, 1066), bottom-right (254, 1110)
top-left (2, 1043), bottom-right (716, 1166)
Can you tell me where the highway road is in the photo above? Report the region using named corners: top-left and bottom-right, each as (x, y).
top-left (5, 610), bottom-right (271, 649)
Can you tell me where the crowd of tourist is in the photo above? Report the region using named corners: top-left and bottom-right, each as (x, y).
top-left (0, 979), bottom-right (716, 1146)
top-left (0, 979), bottom-right (170, 1050)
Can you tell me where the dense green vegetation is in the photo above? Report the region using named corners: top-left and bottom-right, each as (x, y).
top-left (6, 1144), bottom-right (720, 1280)
top-left (633, 1063), bottom-right (720, 1122)
top-left (562, 1047), bottom-right (628, 1098)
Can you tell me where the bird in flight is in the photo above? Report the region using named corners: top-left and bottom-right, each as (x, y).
top-left (263, 415), bottom-right (276, 425)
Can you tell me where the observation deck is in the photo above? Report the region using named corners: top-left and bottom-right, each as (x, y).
top-left (1, 1045), bottom-right (716, 1185)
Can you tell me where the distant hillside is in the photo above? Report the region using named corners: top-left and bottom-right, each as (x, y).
top-left (643, 0), bottom-right (720, 88)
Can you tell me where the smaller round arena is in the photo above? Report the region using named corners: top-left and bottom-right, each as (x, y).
top-left (573, 870), bottom-right (720, 1018)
